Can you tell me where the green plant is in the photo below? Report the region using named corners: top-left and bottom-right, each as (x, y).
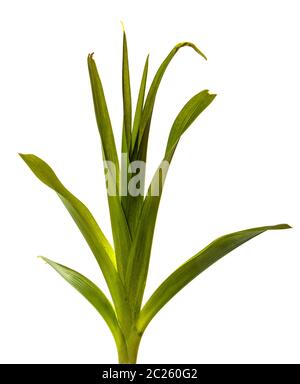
top-left (20, 30), bottom-right (290, 364)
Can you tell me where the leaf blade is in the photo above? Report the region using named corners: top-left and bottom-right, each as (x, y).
top-left (128, 43), bottom-right (208, 239)
top-left (131, 54), bottom-right (149, 152)
top-left (132, 42), bottom-right (207, 158)
top-left (166, 90), bottom-right (217, 154)
top-left (138, 224), bottom-right (291, 333)
top-left (19, 153), bottom-right (131, 330)
top-left (121, 30), bottom-right (132, 153)
top-left (19, 153), bottom-right (115, 265)
top-left (120, 55), bottom-right (150, 234)
top-left (126, 90), bottom-right (216, 315)
top-left (88, 53), bottom-right (131, 282)
top-left (87, 53), bottom-right (120, 180)
top-left (39, 256), bottom-right (124, 345)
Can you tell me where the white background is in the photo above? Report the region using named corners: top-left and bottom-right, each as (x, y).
top-left (0, 0), bottom-right (299, 363)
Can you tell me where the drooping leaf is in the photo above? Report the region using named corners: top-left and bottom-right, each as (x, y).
top-left (19, 154), bottom-right (131, 330)
top-left (131, 42), bottom-right (207, 159)
top-left (137, 224), bottom-right (291, 333)
top-left (39, 256), bottom-right (125, 346)
top-left (128, 43), bottom-right (207, 236)
top-left (126, 90), bottom-right (216, 315)
top-left (19, 154), bottom-right (114, 267)
top-left (88, 54), bottom-right (132, 282)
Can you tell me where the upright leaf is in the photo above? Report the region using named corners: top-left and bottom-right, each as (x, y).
top-left (120, 29), bottom-right (134, 228)
top-left (120, 55), bottom-right (149, 234)
top-left (126, 90), bottom-right (216, 315)
top-left (138, 224), bottom-right (291, 332)
top-left (121, 29), bottom-right (132, 155)
top-left (88, 54), bottom-right (131, 282)
top-left (88, 53), bottom-right (120, 181)
top-left (131, 54), bottom-right (149, 153)
top-left (166, 90), bottom-right (216, 154)
top-left (39, 256), bottom-right (125, 347)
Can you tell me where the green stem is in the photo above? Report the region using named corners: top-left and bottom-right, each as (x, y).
top-left (118, 331), bottom-right (142, 364)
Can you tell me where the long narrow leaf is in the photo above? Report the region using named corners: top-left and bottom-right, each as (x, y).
top-left (122, 30), bottom-right (132, 152)
top-left (120, 30), bottom-right (134, 229)
top-left (129, 43), bottom-right (207, 232)
top-left (126, 90), bottom-right (216, 315)
top-left (105, 192), bottom-right (132, 282)
top-left (88, 53), bottom-right (120, 180)
top-left (138, 224), bottom-right (291, 333)
top-left (88, 54), bottom-right (132, 282)
top-left (132, 42), bottom-right (207, 159)
top-left (120, 55), bottom-right (150, 233)
top-left (39, 256), bottom-right (125, 346)
top-left (131, 54), bottom-right (149, 153)
top-left (19, 154), bottom-right (114, 266)
top-left (19, 154), bottom-right (131, 331)
top-left (166, 90), bottom-right (216, 154)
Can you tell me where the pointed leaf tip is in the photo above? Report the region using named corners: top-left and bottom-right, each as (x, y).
top-left (272, 223), bottom-right (292, 229)
top-left (121, 20), bottom-right (125, 32)
top-left (18, 152), bottom-right (26, 159)
top-left (37, 256), bottom-right (124, 346)
top-left (138, 223), bottom-right (291, 332)
top-left (38, 256), bottom-right (48, 263)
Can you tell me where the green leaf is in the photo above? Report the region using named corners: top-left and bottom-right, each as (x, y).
top-left (131, 54), bottom-right (149, 153)
top-left (19, 154), bottom-right (131, 331)
top-left (132, 42), bottom-right (207, 159)
top-left (166, 90), bottom-right (217, 154)
top-left (87, 53), bottom-right (120, 181)
top-left (19, 154), bottom-right (114, 266)
top-left (106, 190), bottom-right (132, 283)
top-left (128, 43), bottom-right (207, 237)
top-left (121, 29), bottom-right (132, 154)
top-left (137, 224), bottom-right (291, 333)
top-left (88, 53), bottom-right (131, 282)
top-left (39, 256), bottom-right (125, 346)
top-left (120, 30), bottom-right (135, 231)
top-left (126, 90), bottom-right (216, 316)
top-left (121, 55), bottom-right (149, 234)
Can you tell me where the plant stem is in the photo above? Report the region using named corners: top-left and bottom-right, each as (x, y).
top-left (118, 331), bottom-right (142, 364)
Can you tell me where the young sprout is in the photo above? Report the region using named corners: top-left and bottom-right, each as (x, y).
top-left (20, 30), bottom-right (290, 363)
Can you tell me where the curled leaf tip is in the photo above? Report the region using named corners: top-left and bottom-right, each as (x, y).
top-left (175, 41), bottom-right (207, 60)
